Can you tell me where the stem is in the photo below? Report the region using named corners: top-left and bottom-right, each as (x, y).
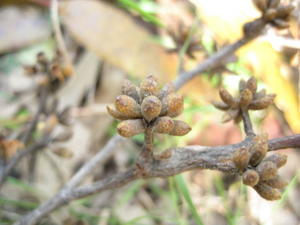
top-left (241, 109), bottom-right (255, 137)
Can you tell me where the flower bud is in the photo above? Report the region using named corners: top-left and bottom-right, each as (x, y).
top-left (239, 79), bottom-right (247, 93)
top-left (240, 88), bottom-right (253, 107)
top-left (212, 101), bottom-right (230, 111)
top-left (248, 94), bottom-right (276, 110)
top-left (140, 75), bottom-right (159, 98)
top-left (264, 153), bottom-right (287, 168)
top-left (166, 93), bottom-right (184, 117)
top-left (169, 120), bottom-right (191, 136)
top-left (249, 134), bottom-right (268, 166)
top-left (122, 80), bottom-right (140, 103)
top-left (233, 147), bottom-right (250, 172)
top-left (268, 0), bottom-right (280, 8)
top-left (243, 169), bottom-right (259, 186)
top-left (264, 8), bottom-right (277, 21)
top-left (115, 95), bottom-right (141, 118)
top-left (275, 5), bottom-right (295, 18)
top-left (256, 161), bottom-right (277, 181)
top-left (107, 106), bottom-right (130, 120)
top-left (272, 19), bottom-right (289, 29)
top-left (117, 119), bottom-right (145, 137)
top-left (246, 77), bottom-right (257, 94)
top-left (253, 0), bottom-right (267, 12)
top-left (52, 147), bottom-right (73, 159)
top-left (141, 95), bottom-right (162, 122)
top-left (254, 183), bottom-right (281, 201)
top-left (61, 64), bottom-right (73, 77)
top-left (159, 82), bottom-right (174, 100)
top-left (254, 89), bottom-right (266, 100)
top-left (219, 88), bottom-right (235, 106)
top-left (265, 175), bottom-right (288, 189)
top-left (153, 116), bottom-right (174, 134)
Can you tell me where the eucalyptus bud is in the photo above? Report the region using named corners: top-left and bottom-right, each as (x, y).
top-left (219, 88), bottom-right (235, 106)
top-left (140, 75), bottom-right (159, 98)
top-left (254, 183), bottom-right (281, 200)
top-left (248, 94), bottom-right (276, 110)
top-left (117, 119), bottom-right (145, 137)
top-left (265, 175), bottom-right (288, 189)
top-left (243, 169), bottom-right (260, 187)
top-left (240, 89), bottom-right (253, 108)
top-left (141, 95), bottom-right (162, 122)
top-left (122, 79), bottom-right (140, 102)
top-left (264, 153), bottom-right (287, 168)
top-left (153, 117), bottom-right (174, 134)
top-left (166, 93), bottom-right (184, 117)
top-left (256, 161), bottom-right (277, 181)
top-left (115, 95), bottom-right (141, 118)
top-left (233, 147), bottom-right (250, 172)
top-left (246, 77), bottom-right (257, 94)
top-left (169, 120), bottom-right (191, 136)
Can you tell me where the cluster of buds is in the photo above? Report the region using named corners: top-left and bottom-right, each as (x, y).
top-left (243, 0), bottom-right (294, 37)
top-left (107, 75), bottom-right (191, 139)
top-left (168, 23), bottom-right (202, 59)
top-left (24, 51), bottom-right (73, 92)
top-left (233, 134), bottom-right (288, 200)
top-left (213, 77), bottom-right (276, 123)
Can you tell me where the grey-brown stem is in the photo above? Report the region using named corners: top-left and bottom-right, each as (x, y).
top-left (241, 109), bottom-right (255, 136)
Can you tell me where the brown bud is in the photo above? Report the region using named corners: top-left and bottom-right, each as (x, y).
top-left (122, 79), bottom-right (140, 103)
top-left (243, 169), bottom-right (260, 186)
top-left (239, 79), bottom-right (247, 93)
top-left (140, 75), bottom-right (159, 98)
top-left (166, 93), bottom-right (184, 117)
top-left (240, 88), bottom-right (253, 107)
top-left (50, 64), bottom-right (64, 81)
top-left (275, 5), bottom-right (295, 18)
top-left (272, 19), bottom-right (289, 29)
top-left (61, 64), bottom-right (73, 77)
top-left (253, 0), bottom-right (268, 12)
top-left (212, 101), bottom-right (230, 111)
top-left (254, 89), bottom-right (266, 100)
top-left (248, 94), bottom-right (276, 110)
top-left (249, 134), bottom-right (268, 166)
top-left (153, 116), bottom-right (174, 134)
top-left (265, 175), bottom-right (288, 189)
top-left (243, 19), bottom-right (266, 38)
top-left (264, 8), bottom-right (277, 21)
top-left (52, 147), bottom-right (73, 159)
top-left (24, 65), bottom-right (38, 76)
top-left (254, 183), bottom-right (281, 200)
top-left (268, 0), bottom-right (280, 8)
top-left (117, 119), bottom-right (145, 137)
top-left (264, 153), bottom-right (287, 168)
top-left (107, 106), bottom-right (131, 120)
top-left (233, 147), bottom-right (250, 171)
top-left (256, 161), bottom-right (277, 181)
top-left (159, 82), bottom-right (174, 100)
top-left (219, 88), bottom-right (235, 106)
top-left (246, 77), bottom-right (257, 94)
top-left (141, 95), bottom-right (162, 122)
top-left (169, 120), bottom-right (191, 136)
top-left (115, 95), bottom-right (141, 118)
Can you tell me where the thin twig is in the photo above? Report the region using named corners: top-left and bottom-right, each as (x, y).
top-left (50, 0), bottom-right (72, 66)
top-left (174, 37), bottom-right (254, 90)
top-left (13, 134), bottom-right (300, 225)
top-left (241, 109), bottom-right (255, 137)
top-left (0, 135), bottom-right (52, 190)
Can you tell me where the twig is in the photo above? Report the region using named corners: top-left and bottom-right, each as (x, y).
top-left (50, 0), bottom-right (72, 66)
top-left (173, 36), bottom-right (254, 90)
top-left (0, 135), bottom-right (52, 190)
top-left (241, 109), bottom-right (255, 137)
top-left (13, 134), bottom-right (300, 225)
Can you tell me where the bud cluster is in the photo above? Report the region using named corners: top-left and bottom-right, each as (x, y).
top-left (213, 77), bottom-right (276, 123)
top-left (107, 75), bottom-right (191, 139)
top-left (233, 134), bottom-right (288, 200)
top-left (24, 51), bottom-right (73, 93)
top-left (243, 0), bottom-right (294, 37)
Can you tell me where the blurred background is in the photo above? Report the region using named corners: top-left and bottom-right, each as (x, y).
top-left (0, 0), bottom-right (299, 224)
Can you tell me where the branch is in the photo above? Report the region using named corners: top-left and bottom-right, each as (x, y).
top-left (241, 109), bottom-right (255, 136)
top-left (13, 134), bottom-right (300, 225)
top-left (0, 135), bottom-right (52, 189)
top-left (173, 36), bottom-right (257, 90)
